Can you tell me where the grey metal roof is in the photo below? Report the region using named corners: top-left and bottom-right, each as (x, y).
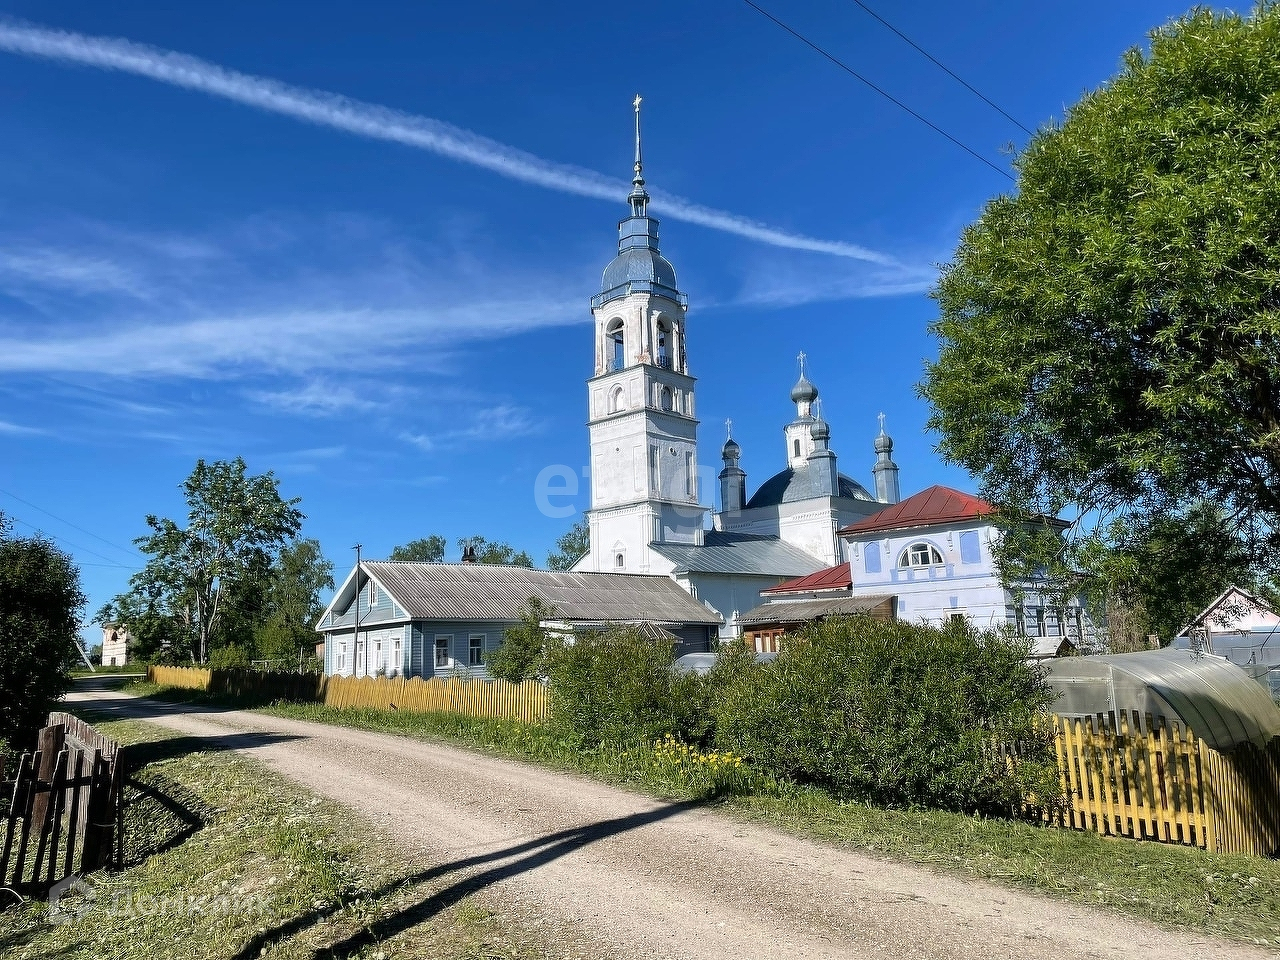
top-left (745, 465), bottom-right (876, 509)
top-left (738, 594), bottom-right (896, 626)
top-left (650, 531), bottom-right (826, 577)
top-left (359, 562), bottom-right (721, 625)
top-left (1043, 648), bottom-right (1280, 751)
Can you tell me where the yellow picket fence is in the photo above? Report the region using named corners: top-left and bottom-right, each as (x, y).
top-left (320, 675), bottom-right (550, 724)
top-left (1051, 712), bottom-right (1280, 856)
top-left (147, 665), bottom-right (212, 690)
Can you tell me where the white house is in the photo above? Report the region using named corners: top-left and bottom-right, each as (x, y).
top-left (100, 623), bottom-right (129, 667)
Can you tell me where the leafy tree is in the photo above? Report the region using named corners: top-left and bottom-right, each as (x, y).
top-left (921, 7), bottom-right (1280, 575)
top-left (546, 517), bottom-right (589, 571)
top-left (462, 536), bottom-right (533, 567)
top-left (389, 536), bottom-right (446, 563)
top-left (487, 597), bottom-right (552, 682)
top-left (0, 517), bottom-right (86, 751)
top-left (253, 539), bottom-right (335, 661)
top-left (113, 458), bottom-right (303, 663)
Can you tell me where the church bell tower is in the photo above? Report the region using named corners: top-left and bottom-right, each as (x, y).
top-left (581, 97), bottom-right (708, 573)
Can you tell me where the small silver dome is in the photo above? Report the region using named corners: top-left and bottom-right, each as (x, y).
top-left (722, 437), bottom-right (741, 460)
top-left (810, 417), bottom-right (830, 441)
top-left (790, 374), bottom-right (818, 404)
top-left (875, 430), bottom-right (893, 454)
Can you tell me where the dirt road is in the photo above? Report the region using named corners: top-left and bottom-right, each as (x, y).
top-left (67, 686), bottom-right (1268, 960)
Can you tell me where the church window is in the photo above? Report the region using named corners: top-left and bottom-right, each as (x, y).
top-left (898, 542), bottom-right (944, 569)
top-left (660, 386), bottom-right (673, 411)
top-left (608, 319), bottom-right (625, 370)
top-left (615, 552), bottom-right (625, 569)
top-left (649, 445), bottom-right (660, 493)
top-left (656, 319), bottom-right (671, 368)
top-left (685, 451), bottom-right (695, 496)
top-left (609, 385), bottom-right (625, 414)
top-left (864, 542), bottom-right (881, 574)
top-left (793, 438), bottom-right (801, 458)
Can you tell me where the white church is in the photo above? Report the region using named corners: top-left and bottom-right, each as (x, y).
top-left (571, 103), bottom-right (909, 637)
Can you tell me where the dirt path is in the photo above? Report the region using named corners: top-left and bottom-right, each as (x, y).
top-left (67, 686), bottom-right (1269, 960)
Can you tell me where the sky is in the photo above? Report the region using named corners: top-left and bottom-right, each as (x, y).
top-left (0, 0), bottom-right (1202, 639)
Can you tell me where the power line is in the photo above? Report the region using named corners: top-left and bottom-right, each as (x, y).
top-left (740, 0), bottom-right (1015, 183)
top-left (0, 484), bottom-right (145, 560)
top-left (845, 0), bottom-right (1033, 136)
top-left (7, 514), bottom-right (142, 569)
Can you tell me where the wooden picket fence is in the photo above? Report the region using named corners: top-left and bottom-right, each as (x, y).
top-left (322, 675), bottom-right (550, 724)
top-left (0, 713), bottom-right (124, 892)
top-left (147, 665), bottom-right (549, 724)
top-left (1049, 712), bottom-right (1280, 856)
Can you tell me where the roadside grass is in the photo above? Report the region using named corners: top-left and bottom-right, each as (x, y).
top-left (0, 716), bottom-right (574, 960)
top-left (254, 699), bottom-right (1280, 947)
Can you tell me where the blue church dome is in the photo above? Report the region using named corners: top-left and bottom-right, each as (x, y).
top-left (745, 466), bottom-right (875, 508)
top-left (601, 247), bottom-right (679, 294)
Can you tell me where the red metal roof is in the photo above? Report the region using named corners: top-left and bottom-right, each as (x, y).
top-left (762, 562), bottom-right (852, 596)
top-left (837, 485), bottom-right (993, 537)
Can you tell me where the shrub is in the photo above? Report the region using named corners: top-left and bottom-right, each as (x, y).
top-left (487, 598), bottom-right (552, 682)
top-left (711, 615), bottom-right (1056, 814)
top-left (208, 644), bottom-right (251, 670)
top-left (543, 627), bottom-right (708, 747)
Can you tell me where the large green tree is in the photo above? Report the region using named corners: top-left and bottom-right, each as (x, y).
top-left (0, 517), bottom-right (86, 751)
top-left (463, 536), bottom-right (533, 567)
top-left (253, 538), bottom-right (335, 662)
top-left (921, 6), bottom-right (1280, 602)
top-left (109, 458), bottom-right (303, 663)
top-left (546, 517), bottom-right (589, 571)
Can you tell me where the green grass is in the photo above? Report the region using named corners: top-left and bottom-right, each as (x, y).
top-left (0, 716), bottom-right (571, 960)
top-left (255, 700), bottom-right (1280, 948)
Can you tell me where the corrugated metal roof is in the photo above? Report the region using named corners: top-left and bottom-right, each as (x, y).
top-left (838, 485), bottom-right (993, 536)
top-left (738, 594), bottom-right (895, 625)
top-left (651, 531), bottom-right (826, 577)
top-left (762, 562), bottom-right (852, 596)
top-left (360, 562), bottom-right (721, 625)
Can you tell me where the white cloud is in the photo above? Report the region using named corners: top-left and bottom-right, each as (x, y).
top-left (401, 402), bottom-right (542, 452)
top-left (0, 419), bottom-right (44, 435)
top-left (0, 19), bottom-right (908, 267)
top-left (0, 247), bottom-right (150, 298)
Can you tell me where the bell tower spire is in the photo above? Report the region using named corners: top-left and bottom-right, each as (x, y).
top-left (630, 94), bottom-right (649, 218)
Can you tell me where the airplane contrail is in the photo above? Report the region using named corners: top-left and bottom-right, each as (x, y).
top-left (0, 20), bottom-right (901, 266)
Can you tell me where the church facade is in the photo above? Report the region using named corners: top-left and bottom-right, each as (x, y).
top-left (572, 102), bottom-right (902, 638)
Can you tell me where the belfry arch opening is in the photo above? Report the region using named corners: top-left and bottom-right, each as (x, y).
top-left (656, 318), bottom-right (671, 368)
top-left (607, 319), bottom-right (625, 370)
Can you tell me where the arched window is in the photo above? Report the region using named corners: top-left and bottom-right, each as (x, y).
top-left (793, 438), bottom-right (801, 458)
top-left (660, 386), bottom-right (673, 411)
top-left (609, 385), bottom-right (625, 414)
top-left (607, 319), bottom-right (625, 370)
top-left (864, 542), bottom-right (881, 574)
top-left (656, 318), bottom-right (671, 368)
top-left (898, 542), bottom-right (944, 569)
top-left (614, 552), bottom-right (625, 569)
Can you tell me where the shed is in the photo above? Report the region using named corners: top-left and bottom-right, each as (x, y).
top-left (1042, 648), bottom-right (1280, 752)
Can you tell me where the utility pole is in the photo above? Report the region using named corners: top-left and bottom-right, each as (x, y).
top-left (353, 543), bottom-right (362, 677)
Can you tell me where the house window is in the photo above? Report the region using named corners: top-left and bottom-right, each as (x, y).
top-left (1035, 608), bottom-right (1046, 638)
top-left (374, 640), bottom-right (383, 673)
top-left (392, 639), bottom-right (401, 676)
top-left (898, 542), bottom-right (944, 569)
top-left (368, 581), bottom-right (377, 606)
top-left (1014, 607), bottom-right (1026, 637)
top-left (864, 542), bottom-right (881, 574)
top-left (959, 531), bottom-right (981, 564)
top-left (469, 634), bottom-right (484, 666)
top-left (434, 635), bottom-right (451, 668)
top-left (338, 642), bottom-right (347, 671)
top-left (947, 611), bottom-right (967, 625)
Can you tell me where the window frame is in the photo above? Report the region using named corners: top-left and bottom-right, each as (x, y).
top-left (898, 541), bottom-right (945, 569)
top-left (468, 634), bottom-right (485, 666)
top-left (434, 634), bottom-right (452, 669)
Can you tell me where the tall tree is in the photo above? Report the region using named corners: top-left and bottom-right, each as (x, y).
top-left (921, 6), bottom-right (1280, 590)
top-left (389, 536), bottom-right (446, 563)
top-left (463, 536), bottom-right (534, 567)
top-left (254, 538), bottom-right (335, 662)
top-left (114, 458), bottom-right (303, 663)
top-left (546, 517), bottom-right (589, 571)
top-left (0, 517), bottom-right (86, 751)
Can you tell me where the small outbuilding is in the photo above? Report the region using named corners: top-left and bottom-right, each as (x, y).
top-left (1042, 648), bottom-right (1280, 752)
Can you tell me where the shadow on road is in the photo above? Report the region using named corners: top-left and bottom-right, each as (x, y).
top-left (230, 798), bottom-right (702, 960)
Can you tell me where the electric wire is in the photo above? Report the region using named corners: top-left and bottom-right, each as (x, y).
top-left (740, 0), bottom-right (1015, 182)
top-left (7, 514), bottom-right (142, 569)
top-left (0, 483), bottom-right (145, 559)
top-left (845, 0), bottom-right (1034, 136)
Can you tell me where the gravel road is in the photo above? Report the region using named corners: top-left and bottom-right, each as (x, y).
top-left (67, 685), bottom-right (1270, 960)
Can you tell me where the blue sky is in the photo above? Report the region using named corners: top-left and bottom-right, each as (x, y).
top-left (0, 0), bottom-right (1194, 633)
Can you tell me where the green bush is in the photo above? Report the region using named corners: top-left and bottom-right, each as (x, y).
top-left (207, 644), bottom-right (251, 670)
top-left (711, 615), bottom-right (1056, 814)
top-left (543, 627), bottom-right (708, 747)
top-left (487, 598), bottom-right (552, 682)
